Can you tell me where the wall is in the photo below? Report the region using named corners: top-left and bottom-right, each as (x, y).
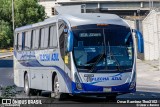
top-left (38, 0), bottom-right (57, 17)
top-left (142, 10), bottom-right (160, 61)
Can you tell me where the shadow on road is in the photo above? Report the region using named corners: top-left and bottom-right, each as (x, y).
top-left (118, 91), bottom-right (160, 100)
top-left (39, 91), bottom-right (160, 103)
top-left (0, 59), bottom-right (13, 68)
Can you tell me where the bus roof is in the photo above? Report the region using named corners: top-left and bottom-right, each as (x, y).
top-left (15, 13), bottom-right (129, 32)
top-left (59, 13), bottom-right (129, 27)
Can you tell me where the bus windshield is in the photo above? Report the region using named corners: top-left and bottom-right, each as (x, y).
top-left (72, 25), bottom-right (134, 72)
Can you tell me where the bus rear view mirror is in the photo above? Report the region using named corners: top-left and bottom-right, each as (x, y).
top-left (133, 29), bottom-right (144, 53)
top-left (67, 30), bottom-right (74, 52)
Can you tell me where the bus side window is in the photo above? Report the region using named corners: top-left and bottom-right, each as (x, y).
top-left (44, 27), bottom-right (49, 48)
top-left (39, 29), bottom-right (41, 49)
top-left (40, 28), bottom-right (43, 49)
top-left (40, 27), bottom-right (49, 49)
top-left (18, 33), bottom-right (22, 51)
top-left (15, 33), bottom-right (18, 50)
top-left (32, 29), bottom-right (39, 50)
top-left (28, 31), bottom-right (32, 50)
top-left (22, 32), bottom-right (25, 50)
top-left (30, 30), bottom-right (33, 49)
top-left (32, 30), bottom-right (36, 49)
top-left (49, 25), bottom-right (57, 48)
top-left (24, 32), bottom-right (28, 50)
top-left (25, 31), bottom-right (31, 50)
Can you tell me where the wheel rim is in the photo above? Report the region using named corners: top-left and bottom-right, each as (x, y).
top-left (24, 75), bottom-right (29, 93)
top-left (54, 76), bottom-right (59, 95)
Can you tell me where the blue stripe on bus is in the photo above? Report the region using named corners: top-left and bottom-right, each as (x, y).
top-left (53, 66), bottom-right (72, 93)
top-left (16, 58), bottom-right (73, 93)
top-left (18, 59), bottom-right (135, 93)
top-left (72, 82), bottom-right (135, 93)
top-left (14, 52), bottom-right (135, 94)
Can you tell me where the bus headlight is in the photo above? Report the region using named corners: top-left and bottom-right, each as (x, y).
top-left (129, 81), bottom-right (136, 90)
top-left (76, 83), bottom-right (82, 90)
top-left (74, 73), bottom-right (83, 90)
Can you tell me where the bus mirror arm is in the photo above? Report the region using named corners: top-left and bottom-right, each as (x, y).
top-left (132, 29), bottom-right (144, 53)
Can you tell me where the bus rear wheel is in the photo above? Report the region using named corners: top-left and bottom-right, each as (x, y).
top-left (24, 73), bottom-right (31, 96)
top-left (24, 73), bottom-right (36, 96)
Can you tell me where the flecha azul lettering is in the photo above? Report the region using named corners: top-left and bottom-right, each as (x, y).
top-left (40, 54), bottom-right (50, 61)
top-left (91, 77), bottom-right (109, 82)
top-left (112, 76), bottom-right (122, 80)
top-left (40, 53), bottom-right (59, 61)
top-left (51, 53), bottom-right (59, 61)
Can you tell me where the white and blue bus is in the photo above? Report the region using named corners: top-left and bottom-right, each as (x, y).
top-left (14, 13), bottom-right (144, 99)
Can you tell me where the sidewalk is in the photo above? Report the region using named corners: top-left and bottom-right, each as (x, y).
top-left (0, 48), bottom-right (13, 59)
top-left (0, 52), bottom-right (13, 59)
top-left (0, 48), bottom-right (13, 53)
top-left (136, 59), bottom-right (160, 92)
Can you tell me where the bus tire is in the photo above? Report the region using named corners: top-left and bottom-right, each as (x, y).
top-left (105, 94), bottom-right (117, 102)
top-left (36, 90), bottom-right (42, 96)
top-left (24, 73), bottom-right (32, 96)
top-left (52, 74), bottom-right (60, 98)
top-left (52, 74), bottom-right (69, 100)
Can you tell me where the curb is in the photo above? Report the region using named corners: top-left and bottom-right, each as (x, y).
top-left (0, 53), bottom-right (13, 59)
top-left (0, 48), bottom-right (13, 53)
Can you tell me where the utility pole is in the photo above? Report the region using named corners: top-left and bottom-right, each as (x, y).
top-left (152, 0), bottom-right (153, 9)
top-left (12, 0), bottom-right (15, 32)
top-left (149, 0), bottom-right (151, 10)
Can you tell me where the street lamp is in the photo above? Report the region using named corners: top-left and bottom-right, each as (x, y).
top-left (12, 0), bottom-right (15, 31)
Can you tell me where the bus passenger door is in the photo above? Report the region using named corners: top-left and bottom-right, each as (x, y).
top-left (59, 20), bottom-right (71, 92)
top-left (59, 20), bottom-right (71, 70)
top-left (64, 32), bottom-right (71, 70)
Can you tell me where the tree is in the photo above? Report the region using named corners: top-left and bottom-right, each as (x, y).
top-left (0, 20), bottom-right (12, 48)
top-left (0, 0), bottom-right (46, 48)
top-left (14, 0), bottom-right (46, 27)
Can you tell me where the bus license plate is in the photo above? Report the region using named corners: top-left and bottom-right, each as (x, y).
top-left (103, 88), bottom-right (111, 92)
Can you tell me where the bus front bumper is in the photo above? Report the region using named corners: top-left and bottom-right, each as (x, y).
top-left (71, 82), bottom-right (136, 94)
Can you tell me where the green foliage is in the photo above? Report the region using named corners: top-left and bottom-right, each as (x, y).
top-left (0, 0), bottom-right (46, 48)
top-left (0, 0), bottom-right (12, 25)
top-left (14, 0), bottom-right (46, 27)
top-left (0, 85), bottom-right (17, 98)
top-left (0, 20), bottom-right (12, 48)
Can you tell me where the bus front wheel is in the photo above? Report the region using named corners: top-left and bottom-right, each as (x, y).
top-left (52, 75), bottom-right (69, 100)
top-left (52, 74), bottom-right (60, 98)
top-left (105, 94), bottom-right (117, 102)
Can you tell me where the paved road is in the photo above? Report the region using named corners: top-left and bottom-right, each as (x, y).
top-left (0, 57), bottom-right (160, 103)
top-left (0, 52), bottom-right (13, 58)
top-left (136, 60), bottom-right (160, 93)
top-left (0, 53), bottom-right (13, 68)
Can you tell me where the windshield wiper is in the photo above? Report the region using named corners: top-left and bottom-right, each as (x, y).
top-left (89, 52), bottom-right (105, 73)
top-left (89, 43), bottom-right (105, 73)
top-left (108, 41), bottom-right (122, 71)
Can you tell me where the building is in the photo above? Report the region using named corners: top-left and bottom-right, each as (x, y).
top-left (38, 1), bottom-right (160, 67)
top-left (38, 0), bottom-right (160, 17)
top-left (38, 0), bottom-right (57, 17)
